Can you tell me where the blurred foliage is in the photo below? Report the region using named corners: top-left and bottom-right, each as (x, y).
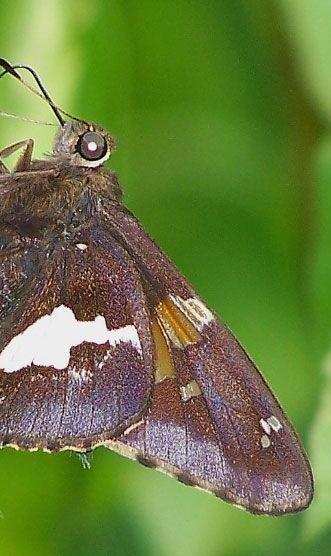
top-left (0, 1), bottom-right (331, 555)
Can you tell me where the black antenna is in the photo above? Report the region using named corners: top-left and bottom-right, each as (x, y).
top-left (0, 59), bottom-right (85, 126)
top-left (0, 58), bottom-right (65, 126)
top-left (0, 59), bottom-right (20, 78)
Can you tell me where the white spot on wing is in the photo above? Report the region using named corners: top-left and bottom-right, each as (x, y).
top-left (180, 379), bottom-right (202, 402)
top-left (170, 295), bottom-right (214, 331)
top-left (259, 414), bottom-right (283, 449)
top-left (259, 418), bottom-right (271, 436)
top-left (76, 243), bottom-right (88, 251)
top-left (0, 305), bottom-right (142, 373)
top-left (267, 415), bottom-right (282, 432)
top-left (260, 434), bottom-right (271, 449)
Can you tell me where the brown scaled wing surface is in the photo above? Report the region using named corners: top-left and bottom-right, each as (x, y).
top-left (102, 204), bottom-right (313, 515)
top-left (0, 221), bottom-right (154, 451)
top-left (0, 187), bottom-right (313, 514)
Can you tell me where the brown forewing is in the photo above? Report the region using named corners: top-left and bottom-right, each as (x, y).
top-left (0, 224), bottom-right (154, 450)
top-left (0, 186), bottom-right (313, 514)
top-left (101, 204), bottom-right (313, 515)
top-left (108, 321), bottom-right (313, 514)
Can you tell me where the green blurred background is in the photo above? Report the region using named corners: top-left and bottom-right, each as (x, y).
top-left (0, 1), bottom-right (331, 554)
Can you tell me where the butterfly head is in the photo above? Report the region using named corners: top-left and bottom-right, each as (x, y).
top-left (53, 120), bottom-right (116, 169)
top-left (0, 59), bottom-right (116, 169)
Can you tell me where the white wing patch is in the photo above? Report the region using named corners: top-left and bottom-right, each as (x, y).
top-left (0, 305), bottom-right (141, 373)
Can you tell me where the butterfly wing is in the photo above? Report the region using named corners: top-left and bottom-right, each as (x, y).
top-left (0, 223), bottom-right (154, 450)
top-left (0, 197), bottom-right (313, 514)
top-left (102, 205), bottom-right (313, 515)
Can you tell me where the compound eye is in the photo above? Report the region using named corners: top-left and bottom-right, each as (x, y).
top-left (76, 131), bottom-right (108, 161)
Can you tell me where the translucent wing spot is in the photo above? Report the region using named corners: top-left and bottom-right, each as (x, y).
top-left (170, 295), bottom-right (214, 331)
top-left (180, 380), bottom-right (202, 402)
top-left (260, 418), bottom-right (271, 436)
top-left (152, 317), bottom-right (176, 383)
top-left (267, 415), bottom-right (282, 432)
top-left (259, 415), bottom-right (282, 449)
top-left (260, 434), bottom-right (271, 449)
top-left (155, 298), bottom-right (201, 349)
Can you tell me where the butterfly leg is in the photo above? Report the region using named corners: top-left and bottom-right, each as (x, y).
top-left (0, 138), bottom-right (34, 172)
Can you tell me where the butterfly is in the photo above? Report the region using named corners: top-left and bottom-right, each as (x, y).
top-left (0, 59), bottom-right (313, 515)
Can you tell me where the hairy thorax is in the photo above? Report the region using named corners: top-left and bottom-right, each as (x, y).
top-left (0, 161), bottom-right (123, 238)
top-left (0, 161), bottom-right (124, 325)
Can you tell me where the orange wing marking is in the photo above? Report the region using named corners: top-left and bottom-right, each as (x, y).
top-left (155, 299), bottom-right (201, 349)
